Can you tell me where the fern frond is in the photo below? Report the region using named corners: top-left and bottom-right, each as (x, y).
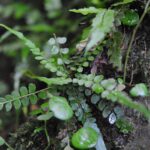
top-left (0, 24), bottom-right (67, 77)
top-left (0, 83), bottom-right (50, 111)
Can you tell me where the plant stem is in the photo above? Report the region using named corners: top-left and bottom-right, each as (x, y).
top-left (44, 121), bottom-right (50, 150)
top-left (123, 0), bottom-right (150, 82)
top-left (5, 141), bottom-right (15, 150)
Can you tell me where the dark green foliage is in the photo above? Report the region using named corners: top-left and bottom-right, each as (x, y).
top-left (121, 10), bottom-right (139, 26)
top-left (116, 118), bottom-right (134, 134)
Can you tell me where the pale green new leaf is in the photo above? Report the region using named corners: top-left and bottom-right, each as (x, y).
top-left (37, 112), bottom-right (53, 121)
top-left (86, 9), bottom-right (115, 51)
top-left (130, 83), bottom-right (149, 97)
top-left (101, 78), bottom-right (117, 90)
top-left (70, 7), bottom-right (101, 15)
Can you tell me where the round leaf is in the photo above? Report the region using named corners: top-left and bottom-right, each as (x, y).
top-left (94, 75), bottom-right (104, 83)
top-left (56, 37), bottom-right (67, 44)
top-left (92, 84), bottom-right (104, 94)
top-left (61, 48), bottom-right (69, 54)
top-left (130, 83), bottom-right (149, 97)
top-left (101, 79), bottom-right (117, 90)
top-left (71, 127), bottom-right (99, 149)
top-left (102, 106), bottom-right (111, 118)
top-left (108, 112), bottom-right (117, 124)
top-left (91, 94), bottom-right (100, 104)
top-left (49, 96), bottom-right (73, 120)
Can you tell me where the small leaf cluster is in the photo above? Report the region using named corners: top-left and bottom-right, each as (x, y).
top-left (40, 37), bottom-right (70, 76)
top-left (116, 118), bottom-right (134, 134)
top-left (66, 85), bottom-right (93, 123)
top-left (68, 46), bottom-right (102, 73)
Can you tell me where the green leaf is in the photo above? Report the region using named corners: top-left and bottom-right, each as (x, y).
top-left (5, 102), bottom-right (12, 112)
top-left (37, 112), bottom-right (53, 121)
top-left (5, 95), bottom-right (13, 112)
top-left (71, 127), bottom-right (99, 149)
top-left (85, 89), bottom-right (92, 96)
top-left (0, 98), bottom-right (5, 110)
top-left (20, 86), bottom-right (29, 106)
top-left (86, 9), bottom-right (115, 51)
top-left (91, 94), bottom-right (100, 104)
top-left (78, 80), bottom-right (85, 86)
top-left (28, 84), bottom-right (37, 104)
top-left (121, 10), bottom-right (139, 26)
top-left (70, 7), bottom-right (101, 15)
top-left (98, 100), bottom-right (108, 111)
top-left (49, 96), bottom-right (73, 120)
top-left (94, 75), bottom-right (104, 83)
top-left (12, 91), bottom-right (21, 110)
top-left (57, 37), bottom-right (67, 44)
top-left (28, 83), bottom-right (36, 93)
top-left (83, 122), bottom-right (107, 150)
top-left (0, 136), bottom-right (5, 146)
top-left (38, 91), bottom-right (47, 99)
top-left (102, 106), bottom-right (111, 118)
top-left (92, 84), bottom-right (104, 94)
top-left (84, 81), bottom-right (93, 88)
top-left (101, 78), bottom-right (117, 90)
top-left (130, 83), bottom-right (149, 97)
top-left (20, 86), bottom-right (28, 96)
top-left (29, 95), bottom-right (38, 104)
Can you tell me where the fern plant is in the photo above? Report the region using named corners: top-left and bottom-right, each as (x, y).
top-left (0, 0), bottom-right (150, 149)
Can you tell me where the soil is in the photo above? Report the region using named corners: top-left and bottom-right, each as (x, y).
top-left (128, 14), bottom-right (150, 87)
